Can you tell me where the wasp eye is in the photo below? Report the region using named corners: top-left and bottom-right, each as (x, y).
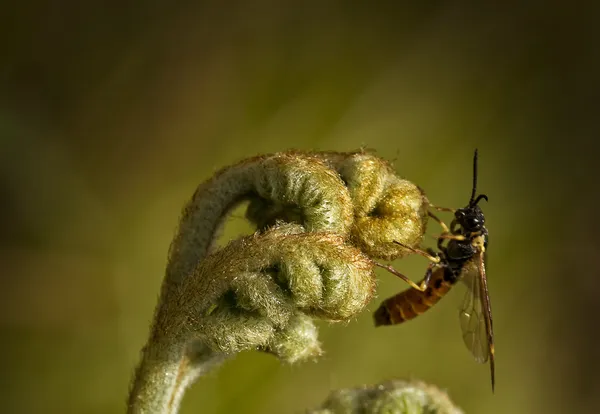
top-left (467, 217), bottom-right (482, 229)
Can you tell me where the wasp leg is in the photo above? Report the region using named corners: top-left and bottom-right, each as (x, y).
top-left (391, 242), bottom-right (441, 292)
top-left (420, 263), bottom-right (437, 290)
top-left (393, 240), bottom-right (441, 264)
top-left (428, 211), bottom-right (451, 234)
top-left (435, 233), bottom-right (466, 241)
top-left (434, 233), bottom-right (466, 252)
top-left (429, 204), bottom-right (456, 213)
top-left (373, 262), bottom-right (426, 292)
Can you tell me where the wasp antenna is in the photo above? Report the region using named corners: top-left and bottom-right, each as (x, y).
top-left (473, 194), bottom-right (488, 205)
top-left (469, 149), bottom-right (479, 205)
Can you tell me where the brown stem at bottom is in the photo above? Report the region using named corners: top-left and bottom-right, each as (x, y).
top-left (127, 339), bottom-right (227, 414)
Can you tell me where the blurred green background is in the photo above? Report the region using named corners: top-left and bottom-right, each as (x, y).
top-left (1, 2), bottom-right (598, 413)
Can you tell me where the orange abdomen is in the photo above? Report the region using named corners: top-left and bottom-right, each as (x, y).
top-left (374, 266), bottom-right (454, 326)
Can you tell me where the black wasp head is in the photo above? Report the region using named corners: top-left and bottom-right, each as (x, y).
top-left (455, 149), bottom-right (488, 233)
top-left (455, 198), bottom-right (486, 233)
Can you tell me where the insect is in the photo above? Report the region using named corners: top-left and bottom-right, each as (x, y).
top-left (373, 149), bottom-right (495, 391)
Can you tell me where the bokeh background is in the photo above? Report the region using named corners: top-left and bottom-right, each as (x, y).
top-left (2, 2), bottom-right (599, 413)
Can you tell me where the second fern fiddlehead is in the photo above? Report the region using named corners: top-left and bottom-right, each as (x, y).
top-left (246, 151), bottom-right (430, 260)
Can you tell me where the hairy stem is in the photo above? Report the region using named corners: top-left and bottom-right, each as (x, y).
top-left (128, 339), bottom-right (226, 414)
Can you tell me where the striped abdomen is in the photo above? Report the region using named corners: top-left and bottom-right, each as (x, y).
top-left (374, 265), bottom-right (456, 326)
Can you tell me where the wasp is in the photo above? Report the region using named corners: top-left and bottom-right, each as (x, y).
top-left (373, 149), bottom-right (495, 391)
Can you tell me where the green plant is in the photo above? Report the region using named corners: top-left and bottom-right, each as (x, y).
top-left (127, 150), bottom-right (459, 414)
top-left (310, 380), bottom-right (463, 414)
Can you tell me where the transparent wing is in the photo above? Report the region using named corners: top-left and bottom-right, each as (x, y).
top-left (458, 252), bottom-right (491, 364)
